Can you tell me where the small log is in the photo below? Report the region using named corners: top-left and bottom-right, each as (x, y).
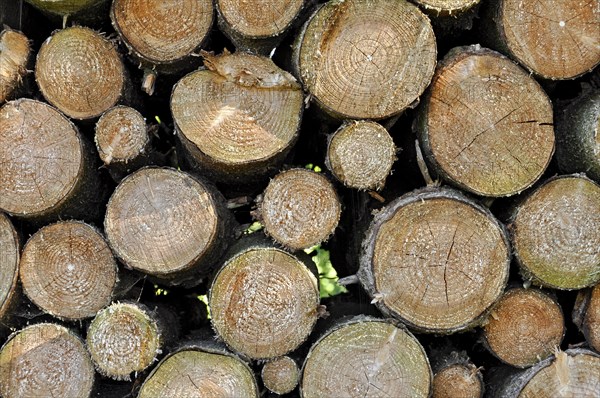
top-left (0, 323), bottom-right (95, 398)
top-left (573, 283), bottom-right (600, 353)
top-left (430, 350), bottom-right (483, 398)
top-left (325, 120), bottom-right (397, 191)
top-left (301, 316), bottom-right (432, 398)
top-left (172, 50), bottom-right (303, 188)
top-left (485, 0), bottom-right (600, 80)
top-left (35, 26), bottom-right (125, 120)
top-left (110, 0), bottom-right (213, 73)
top-left (511, 175), bottom-right (600, 290)
top-left (0, 29), bottom-right (30, 104)
top-left (86, 302), bottom-right (164, 380)
top-left (262, 356), bottom-right (300, 395)
top-left (483, 287), bottom-right (564, 368)
top-left (416, 45), bottom-right (554, 197)
top-left (0, 213), bottom-right (19, 332)
top-left (256, 168), bottom-right (341, 251)
top-left (358, 187), bottom-right (510, 334)
top-left (216, 0), bottom-right (305, 54)
top-left (413, 0), bottom-right (479, 15)
top-left (209, 238), bottom-right (320, 359)
top-left (555, 89), bottom-right (600, 181)
top-left (19, 220), bottom-right (117, 320)
top-left (138, 344), bottom-right (259, 397)
top-left (293, 0), bottom-right (437, 120)
top-left (104, 167), bottom-right (233, 286)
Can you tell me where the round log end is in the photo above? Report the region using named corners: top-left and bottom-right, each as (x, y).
top-left (87, 302), bottom-right (161, 380)
top-left (0, 213), bottom-right (19, 321)
top-left (512, 175), bottom-right (600, 290)
top-left (413, 0), bottom-right (480, 14)
top-left (261, 356), bottom-right (299, 395)
top-left (296, 0), bottom-right (436, 119)
top-left (95, 106), bottom-right (149, 165)
top-left (0, 323), bottom-right (95, 398)
top-left (36, 26), bottom-right (124, 120)
top-left (0, 29), bottom-right (30, 103)
top-left (210, 246), bottom-right (320, 359)
top-left (258, 168), bottom-right (341, 251)
top-left (0, 99), bottom-right (83, 217)
top-left (25, 0), bottom-right (102, 16)
top-left (432, 364), bottom-right (483, 398)
top-left (20, 220), bottom-right (117, 320)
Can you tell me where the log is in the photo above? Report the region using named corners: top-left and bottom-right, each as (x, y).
top-left (416, 45), bottom-right (554, 197)
top-left (573, 283), bottom-right (600, 353)
top-left (110, 0), bottom-right (213, 73)
top-left (430, 350), bottom-right (483, 398)
top-left (511, 175), bottom-right (600, 290)
top-left (35, 26), bottom-right (125, 120)
top-left (0, 323), bottom-right (95, 398)
top-left (483, 287), bottom-right (564, 368)
top-left (171, 50), bottom-right (303, 189)
top-left (216, 0), bottom-right (305, 54)
top-left (0, 28), bottom-right (30, 104)
top-left (25, 0), bottom-right (107, 20)
top-left (325, 120), bottom-right (397, 191)
top-left (255, 168), bottom-right (341, 251)
top-left (0, 213), bottom-right (19, 332)
top-left (301, 316), bottom-right (432, 398)
top-left (19, 220), bottom-right (117, 320)
top-left (413, 0), bottom-right (479, 15)
top-left (138, 344), bottom-right (259, 397)
top-left (262, 356), bottom-right (300, 395)
top-left (104, 167), bottom-right (233, 286)
top-left (0, 99), bottom-right (103, 223)
top-left (555, 89), bottom-right (600, 182)
top-left (357, 187), bottom-right (510, 334)
top-left (86, 302), bottom-right (164, 380)
top-left (485, 0), bottom-right (600, 80)
top-left (209, 237), bottom-right (320, 359)
top-left (293, 0), bottom-right (437, 120)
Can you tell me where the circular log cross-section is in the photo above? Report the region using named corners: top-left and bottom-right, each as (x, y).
top-left (301, 317), bottom-right (432, 398)
top-left (95, 105), bottom-right (149, 166)
top-left (171, 51), bottom-right (303, 184)
top-left (262, 356), bottom-right (300, 395)
top-left (512, 175), bottom-right (600, 290)
top-left (258, 168), bottom-right (341, 251)
top-left (417, 45), bottom-right (554, 197)
top-left (483, 288), bottom-right (564, 368)
top-left (0, 323), bottom-right (95, 398)
top-left (138, 347), bottom-right (259, 397)
top-left (0, 213), bottom-right (19, 322)
top-left (36, 26), bottom-right (124, 120)
top-left (20, 221), bottom-right (117, 320)
top-left (25, 0), bottom-right (103, 16)
top-left (87, 302), bottom-right (161, 380)
top-left (294, 0), bottom-right (437, 120)
top-left (413, 0), bottom-right (479, 14)
top-left (0, 99), bottom-right (83, 218)
top-left (0, 29), bottom-right (30, 104)
top-left (326, 121), bottom-right (396, 191)
top-left (104, 167), bottom-right (225, 285)
top-left (494, 0), bottom-right (600, 79)
top-left (358, 188), bottom-right (510, 333)
top-left (432, 364), bottom-right (483, 398)
top-left (210, 246), bottom-right (320, 359)
top-left (111, 0), bottom-right (213, 68)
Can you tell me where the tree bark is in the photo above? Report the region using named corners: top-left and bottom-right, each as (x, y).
top-left (0, 28), bottom-right (30, 104)
top-left (573, 283), bottom-right (600, 353)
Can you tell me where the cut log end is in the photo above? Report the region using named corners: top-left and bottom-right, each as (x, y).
top-left (414, 0), bottom-right (480, 14)
top-left (0, 99), bottom-right (83, 217)
top-left (432, 364), bottom-right (483, 398)
top-left (574, 284), bottom-right (600, 352)
top-left (419, 45), bottom-right (554, 197)
top-left (498, 0), bottom-right (600, 79)
top-left (20, 221), bottom-right (117, 320)
top-left (483, 288), bottom-right (564, 368)
top-left (35, 26), bottom-right (124, 120)
top-left (359, 188), bottom-right (510, 333)
top-left (95, 106), bottom-right (149, 165)
top-left (138, 348), bottom-right (259, 397)
top-left (87, 302), bottom-right (161, 380)
top-left (0, 213), bottom-right (19, 321)
top-left (301, 318), bottom-right (432, 398)
top-left (25, 0), bottom-right (102, 16)
top-left (104, 167), bottom-right (221, 281)
top-left (262, 356), bottom-right (299, 395)
top-left (210, 247), bottom-right (319, 359)
top-left (295, 0), bottom-right (437, 119)
top-left (258, 168), bottom-right (341, 251)
top-left (0, 29), bottom-right (30, 104)
top-left (111, 0), bottom-right (213, 65)
top-left (0, 323), bottom-right (95, 398)
top-left (326, 121), bottom-right (397, 191)
top-left (513, 175), bottom-right (600, 290)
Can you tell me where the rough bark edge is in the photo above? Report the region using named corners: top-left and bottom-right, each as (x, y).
top-left (0, 28), bottom-right (31, 104)
top-left (0, 213), bottom-right (20, 334)
top-left (572, 286), bottom-right (600, 353)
